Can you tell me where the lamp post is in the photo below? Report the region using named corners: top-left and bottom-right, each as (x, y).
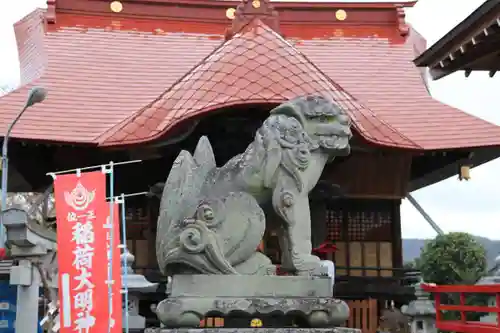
top-left (0, 86), bottom-right (47, 250)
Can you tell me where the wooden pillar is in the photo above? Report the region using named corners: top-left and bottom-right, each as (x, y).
top-left (148, 199), bottom-right (159, 270)
top-left (341, 206), bottom-right (350, 276)
top-left (310, 199), bottom-right (327, 249)
top-left (391, 199), bottom-right (403, 272)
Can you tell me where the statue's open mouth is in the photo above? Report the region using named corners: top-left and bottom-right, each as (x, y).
top-left (317, 135), bottom-right (351, 155)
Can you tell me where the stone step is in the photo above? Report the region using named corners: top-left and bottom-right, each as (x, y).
top-left (145, 328), bottom-right (361, 333)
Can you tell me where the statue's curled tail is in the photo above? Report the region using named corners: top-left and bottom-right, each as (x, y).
top-left (156, 137), bottom-right (271, 276)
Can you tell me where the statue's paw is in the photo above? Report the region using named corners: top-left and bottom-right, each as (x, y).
top-left (156, 298), bottom-right (204, 328)
top-left (266, 264), bottom-right (277, 275)
top-left (293, 254), bottom-right (327, 276)
top-left (233, 252), bottom-right (276, 275)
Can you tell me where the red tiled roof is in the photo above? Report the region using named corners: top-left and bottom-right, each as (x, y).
top-left (296, 25), bottom-right (500, 150)
top-left (2, 10), bottom-right (500, 150)
top-left (101, 18), bottom-right (417, 148)
top-left (1, 12), bottom-right (223, 143)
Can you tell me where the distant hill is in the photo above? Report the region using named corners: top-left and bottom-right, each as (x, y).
top-left (403, 236), bottom-right (500, 268)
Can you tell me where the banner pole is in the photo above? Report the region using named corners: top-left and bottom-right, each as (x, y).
top-left (119, 193), bottom-right (130, 333)
top-left (106, 191), bottom-right (148, 201)
top-left (46, 159), bottom-right (141, 178)
top-left (104, 162), bottom-right (115, 333)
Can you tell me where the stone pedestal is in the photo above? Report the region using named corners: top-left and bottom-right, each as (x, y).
top-left (145, 328), bottom-right (360, 333)
top-left (121, 250), bottom-right (158, 331)
top-left (156, 275), bottom-right (349, 329)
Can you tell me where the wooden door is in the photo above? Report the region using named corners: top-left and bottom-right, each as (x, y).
top-left (325, 199), bottom-right (401, 277)
top-left (346, 299), bottom-right (378, 333)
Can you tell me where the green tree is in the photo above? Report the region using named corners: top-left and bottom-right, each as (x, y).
top-left (419, 232), bottom-right (487, 285)
top-left (419, 233), bottom-right (488, 324)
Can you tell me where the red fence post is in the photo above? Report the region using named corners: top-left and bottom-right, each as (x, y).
top-left (434, 291), bottom-right (441, 323)
top-left (460, 292), bottom-right (466, 323)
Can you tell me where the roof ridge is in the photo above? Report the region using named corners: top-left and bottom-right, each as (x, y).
top-left (226, 0), bottom-right (280, 40)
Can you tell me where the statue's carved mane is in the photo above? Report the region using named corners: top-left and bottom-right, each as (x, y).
top-left (254, 114), bottom-right (317, 192)
top-left (252, 95), bottom-right (350, 192)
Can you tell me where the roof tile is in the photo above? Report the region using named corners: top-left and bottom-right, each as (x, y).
top-left (0, 12), bottom-right (222, 144)
top-left (294, 25), bottom-right (500, 150)
top-left (1, 11), bottom-right (500, 150)
top-left (101, 18), bottom-right (417, 148)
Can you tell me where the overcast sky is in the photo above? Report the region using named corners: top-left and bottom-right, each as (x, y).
top-left (0, 0), bottom-right (497, 239)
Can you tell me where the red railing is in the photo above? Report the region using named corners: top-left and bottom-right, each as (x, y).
top-left (423, 283), bottom-right (500, 333)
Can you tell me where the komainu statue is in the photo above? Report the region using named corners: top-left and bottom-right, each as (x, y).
top-left (156, 95), bottom-right (352, 277)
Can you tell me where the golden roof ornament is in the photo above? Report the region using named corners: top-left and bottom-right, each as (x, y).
top-left (225, 0), bottom-right (280, 40)
top-left (335, 9), bottom-right (347, 21)
top-left (226, 8), bottom-right (236, 20)
top-left (110, 1), bottom-right (123, 13)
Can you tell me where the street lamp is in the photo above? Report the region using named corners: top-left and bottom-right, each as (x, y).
top-left (0, 86), bottom-right (48, 250)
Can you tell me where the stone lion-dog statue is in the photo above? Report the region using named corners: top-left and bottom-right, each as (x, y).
top-left (156, 95), bottom-right (352, 276)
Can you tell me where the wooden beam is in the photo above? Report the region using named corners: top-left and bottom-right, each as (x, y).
top-left (414, 0), bottom-right (500, 67)
top-left (333, 279), bottom-right (415, 299)
top-left (409, 148), bottom-right (500, 191)
top-left (429, 34), bottom-right (500, 80)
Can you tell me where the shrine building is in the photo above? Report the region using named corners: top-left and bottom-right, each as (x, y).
top-left (3, 0), bottom-right (500, 331)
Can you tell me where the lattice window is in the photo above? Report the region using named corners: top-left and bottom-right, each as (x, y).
top-left (326, 200), bottom-right (394, 242)
top-left (364, 210), bottom-right (392, 242)
top-left (126, 207), bottom-right (150, 223)
top-left (126, 207), bottom-right (150, 235)
top-left (326, 209), bottom-right (343, 241)
top-left (347, 211), bottom-right (363, 241)
top-left (347, 211), bottom-right (392, 241)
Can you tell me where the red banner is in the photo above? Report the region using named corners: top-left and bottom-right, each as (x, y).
top-left (54, 171), bottom-right (122, 333)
